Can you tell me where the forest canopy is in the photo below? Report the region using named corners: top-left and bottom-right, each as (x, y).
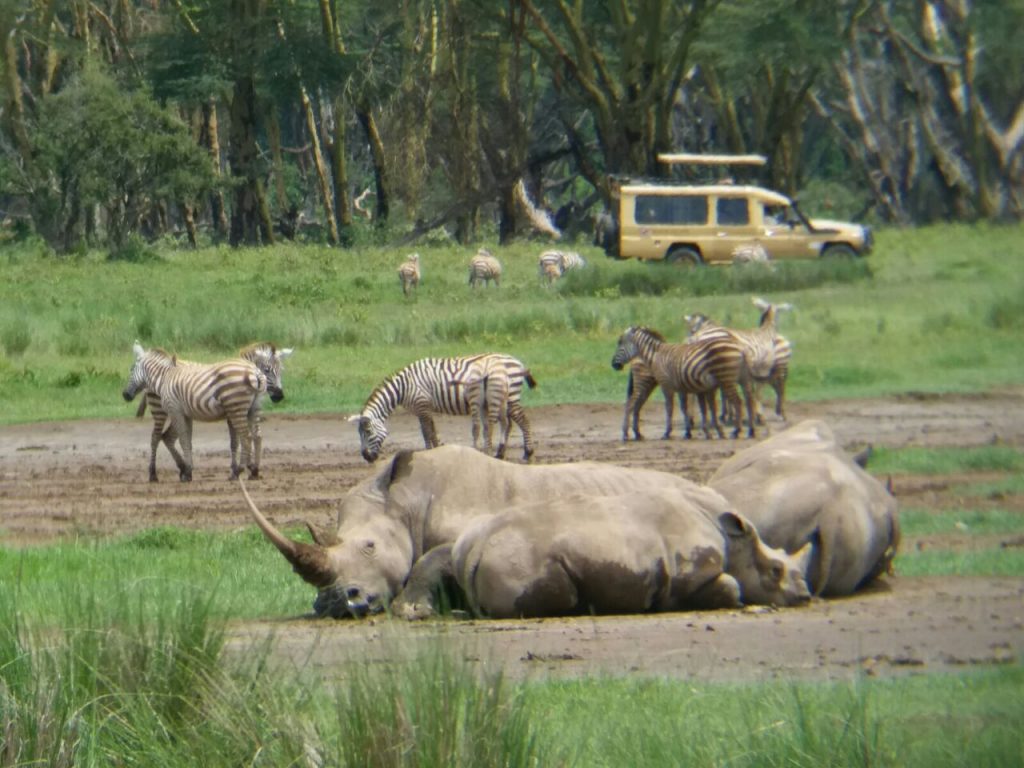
top-left (0, 0), bottom-right (1021, 254)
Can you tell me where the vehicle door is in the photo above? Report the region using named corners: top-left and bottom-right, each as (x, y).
top-left (704, 195), bottom-right (759, 263)
top-left (760, 204), bottom-right (824, 259)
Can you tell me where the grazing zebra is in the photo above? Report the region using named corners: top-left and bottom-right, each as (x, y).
top-left (537, 250), bottom-right (587, 282)
top-left (122, 342), bottom-right (269, 481)
top-left (731, 242), bottom-right (770, 265)
top-left (354, 353), bottom-right (537, 463)
top-left (611, 326), bottom-right (755, 440)
top-left (468, 249), bottom-right (502, 288)
top-left (128, 343), bottom-right (293, 481)
top-left (398, 253), bottom-right (421, 296)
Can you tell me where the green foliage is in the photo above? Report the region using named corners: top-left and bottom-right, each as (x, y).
top-left (7, 66), bottom-right (214, 253)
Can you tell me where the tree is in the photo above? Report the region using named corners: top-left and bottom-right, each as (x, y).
top-left (2, 67), bottom-right (213, 253)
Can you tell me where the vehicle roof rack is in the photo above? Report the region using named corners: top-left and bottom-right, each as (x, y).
top-left (657, 153), bottom-right (767, 166)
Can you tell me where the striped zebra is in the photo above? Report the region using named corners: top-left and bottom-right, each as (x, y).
top-left (354, 353), bottom-right (537, 463)
top-left (129, 342), bottom-right (292, 481)
top-left (122, 342), bottom-right (270, 482)
top-left (537, 250), bottom-right (587, 282)
top-left (398, 253), bottom-right (420, 296)
top-left (611, 326), bottom-right (755, 440)
top-left (620, 314), bottom-right (727, 441)
top-left (468, 249), bottom-right (502, 288)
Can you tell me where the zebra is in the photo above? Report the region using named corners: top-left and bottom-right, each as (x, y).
top-left (398, 253), bottom-right (420, 296)
top-left (122, 342), bottom-right (270, 481)
top-left (619, 314), bottom-right (728, 441)
top-left (353, 353), bottom-right (537, 463)
top-left (611, 326), bottom-right (755, 440)
top-left (463, 354), bottom-right (537, 459)
top-left (128, 343), bottom-right (293, 481)
top-left (468, 249), bottom-right (502, 288)
top-left (537, 250), bottom-right (587, 282)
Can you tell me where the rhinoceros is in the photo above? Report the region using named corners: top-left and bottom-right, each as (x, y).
top-left (241, 444), bottom-right (809, 618)
top-left (708, 419), bottom-right (900, 596)
top-left (391, 490), bottom-right (812, 619)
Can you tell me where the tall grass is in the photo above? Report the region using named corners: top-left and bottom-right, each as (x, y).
top-left (1, 222), bottom-right (1022, 424)
top-left (4, 580), bottom-right (1021, 767)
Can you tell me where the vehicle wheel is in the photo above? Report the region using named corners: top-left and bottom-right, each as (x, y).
top-left (665, 246), bottom-right (702, 267)
top-left (821, 243), bottom-right (858, 259)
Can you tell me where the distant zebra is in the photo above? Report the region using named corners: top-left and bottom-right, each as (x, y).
top-left (398, 253), bottom-right (421, 296)
top-left (128, 343), bottom-right (293, 481)
top-left (468, 249), bottom-right (502, 288)
top-left (122, 342), bottom-right (269, 481)
top-left (537, 250), bottom-right (587, 282)
top-left (611, 326), bottom-right (755, 440)
top-left (354, 353), bottom-right (537, 463)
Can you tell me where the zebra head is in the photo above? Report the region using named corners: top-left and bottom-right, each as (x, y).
top-left (611, 327), bottom-right (642, 370)
top-left (684, 313), bottom-right (714, 336)
top-left (122, 342), bottom-right (173, 402)
top-left (752, 297), bottom-right (794, 328)
top-left (353, 413), bottom-right (388, 463)
top-left (241, 343), bottom-right (293, 403)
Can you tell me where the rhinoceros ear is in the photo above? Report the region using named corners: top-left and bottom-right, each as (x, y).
top-left (793, 538), bottom-right (814, 576)
top-left (306, 521), bottom-right (340, 548)
top-left (387, 449), bottom-right (417, 486)
top-left (719, 511), bottom-right (753, 540)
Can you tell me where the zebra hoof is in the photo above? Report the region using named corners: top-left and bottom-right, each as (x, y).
top-left (248, 468), bottom-right (260, 480)
top-left (180, 470), bottom-right (192, 482)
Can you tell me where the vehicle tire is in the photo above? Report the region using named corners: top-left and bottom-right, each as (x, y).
top-left (665, 246), bottom-right (702, 267)
top-left (821, 243), bottom-right (858, 259)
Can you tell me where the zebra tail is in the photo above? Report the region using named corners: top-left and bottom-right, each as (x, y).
top-left (626, 370), bottom-right (635, 398)
top-left (136, 397), bottom-right (148, 419)
top-left (524, 371), bottom-right (538, 389)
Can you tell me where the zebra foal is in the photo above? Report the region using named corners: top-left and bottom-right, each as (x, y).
top-left (468, 249), bottom-right (502, 288)
top-left (123, 342), bottom-right (270, 481)
top-left (611, 326), bottom-right (756, 440)
top-left (537, 250), bottom-right (587, 283)
top-left (353, 353), bottom-right (536, 463)
top-left (398, 253), bottom-right (421, 296)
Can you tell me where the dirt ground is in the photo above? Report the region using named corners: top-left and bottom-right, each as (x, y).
top-left (2, 389), bottom-right (1023, 682)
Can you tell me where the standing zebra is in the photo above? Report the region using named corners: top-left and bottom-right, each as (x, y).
top-left (122, 342), bottom-right (270, 481)
top-left (468, 249), bottom-right (502, 288)
top-left (128, 342), bottom-right (292, 481)
top-left (398, 253), bottom-right (421, 296)
top-left (354, 353), bottom-right (537, 463)
top-left (537, 250), bottom-right (587, 282)
top-left (611, 326), bottom-right (755, 440)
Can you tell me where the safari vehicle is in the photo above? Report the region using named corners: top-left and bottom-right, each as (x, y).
top-left (605, 154), bottom-right (873, 265)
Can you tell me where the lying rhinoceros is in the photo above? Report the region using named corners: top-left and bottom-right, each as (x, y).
top-left (709, 419), bottom-right (900, 596)
top-left (241, 444), bottom-right (809, 618)
top-left (391, 490), bottom-right (812, 619)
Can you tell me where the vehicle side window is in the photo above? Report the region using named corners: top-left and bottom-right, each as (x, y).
top-left (716, 197), bottom-right (750, 226)
top-left (635, 195), bottom-right (708, 225)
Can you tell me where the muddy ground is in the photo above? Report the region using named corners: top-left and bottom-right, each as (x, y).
top-left (2, 389), bottom-right (1023, 682)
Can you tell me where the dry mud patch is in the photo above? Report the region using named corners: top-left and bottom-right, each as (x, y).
top-left (2, 389), bottom-right (1023, 682)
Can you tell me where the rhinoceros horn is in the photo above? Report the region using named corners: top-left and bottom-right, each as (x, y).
top-left (239, 478), bottom-right (336, 588)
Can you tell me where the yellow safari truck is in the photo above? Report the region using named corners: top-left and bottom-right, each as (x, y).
top-left (606, 155), bottom-right (873, 265)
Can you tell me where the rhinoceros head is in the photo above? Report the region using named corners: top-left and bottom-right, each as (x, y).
top-left (720, 511), bottom-right (813, 607)
top-left (240, 475), bottom-right (414, 618)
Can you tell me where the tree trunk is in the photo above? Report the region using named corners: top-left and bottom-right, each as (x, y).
top-left (228, 75), bottom-right (273, 246)
top-left (357, 105), bottom-right (390, 224)
top-left (301, 86), bottom-right (339, 244)
top-left (202, 100), bottom-right (230, 239)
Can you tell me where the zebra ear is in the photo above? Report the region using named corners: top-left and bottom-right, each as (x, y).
top-left (133, 340), bottom-right (145, 358)
top-left (346, 414), bottom-right (361, 423)
top-left (752, 297), bottom-right (770, 311)
top-left (777, 302), bottom-right (794, 313)
top-left (278, 348), bottom-right (294, 361)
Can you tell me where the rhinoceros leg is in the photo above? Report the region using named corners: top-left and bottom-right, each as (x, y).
top-left (687, 573), bottom-right (742, 609)
top-left (392, 544), bottom-right (455, 620)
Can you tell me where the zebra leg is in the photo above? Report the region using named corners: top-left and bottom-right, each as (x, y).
top-left (417, 413), bottom-right (442, 449)
top-left (158, 424), bottom-right (188, 482)
top-left (706, 390), bottom-right (725, 439)
top-left (507, 402), bottom-right (534, 461)
top-left (249, 408), bottom-right (263, 479)
top-left (228, 423), bottom-right (240, 479)
top-left (772, 373), bottom-right (787, 421)
top-left (741, 381), bottom-right (757, 439)
top-left (226, 411), bottom-right (254, 480)
top-left (663, 390), bottom-right (676, 440)
top-left (170, 412), bottom-right (194, 482)
top-left (494, 407), bottom-right (511, 460)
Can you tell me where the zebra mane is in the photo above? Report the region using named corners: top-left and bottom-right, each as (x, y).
top-left (239, 341), bottom-right (276, 357)
top-left (150, 346), bottom-right (174, 360)
top-left (633, 326), bottom-right (666, 342)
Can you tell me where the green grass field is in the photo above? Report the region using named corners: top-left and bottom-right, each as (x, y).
top-left (1, 222), bottom-right (1022, 424)
top-left (3, 223), bottom-right (1024, 766)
